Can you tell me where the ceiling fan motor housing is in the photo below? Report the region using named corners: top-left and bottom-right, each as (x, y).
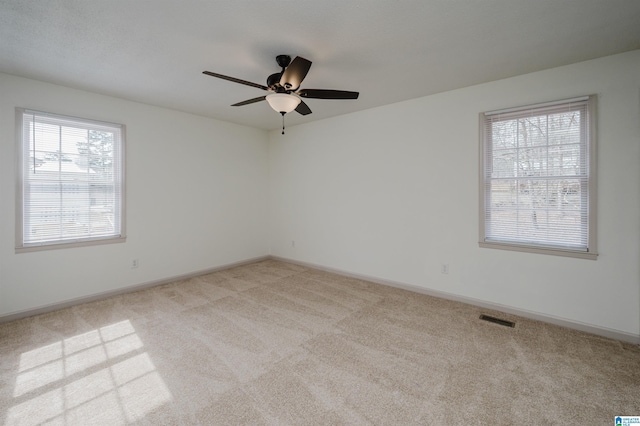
top-left (267, 73), bottom-right (282, 90)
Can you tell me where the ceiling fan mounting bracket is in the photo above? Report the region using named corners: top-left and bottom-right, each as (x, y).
top-left (275, 55), bottom-right (291, 69)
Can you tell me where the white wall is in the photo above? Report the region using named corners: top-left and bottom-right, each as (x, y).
top-left (0, 73), bottom-right (269, 317)
top-left (269, 50), bottom-right (640, 338)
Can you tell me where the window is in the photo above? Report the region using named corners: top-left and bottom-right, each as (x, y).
top-left (16, 109), bottom-right (125, 251)
top-left (479, 96), bottom-right (597, 259)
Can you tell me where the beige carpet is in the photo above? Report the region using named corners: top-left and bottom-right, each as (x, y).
top-left (1, 259), bottom-right (639, 425)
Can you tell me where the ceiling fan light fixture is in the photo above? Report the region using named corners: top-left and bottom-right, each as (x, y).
top-left (266, 93), bottom-right (301, 114)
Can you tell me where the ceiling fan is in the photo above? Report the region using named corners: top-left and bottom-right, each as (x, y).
top-left (203, 55), bottom-right (359, 133)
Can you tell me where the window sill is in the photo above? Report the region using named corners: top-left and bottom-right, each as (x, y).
top-left (16, 236), bottom-right (126, 254)
top-left (479, 241), bottom-right (598, 260)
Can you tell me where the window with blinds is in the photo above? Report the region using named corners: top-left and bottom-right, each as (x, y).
top-left (479, 96), bottom-right (597, 259)
top-left (16, 109), bottom-right (125, 251)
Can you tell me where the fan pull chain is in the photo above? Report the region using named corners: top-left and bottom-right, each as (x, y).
top-left (281, 112), bottom-right (286, 135)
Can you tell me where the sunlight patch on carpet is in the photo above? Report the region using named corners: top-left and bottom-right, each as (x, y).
top-left (6, 320), bottom-right (172, 425)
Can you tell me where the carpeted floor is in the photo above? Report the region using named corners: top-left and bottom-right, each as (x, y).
top-left (1, 259), bottom-right (639, 425)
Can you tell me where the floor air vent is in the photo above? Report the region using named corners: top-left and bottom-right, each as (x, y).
top-left (479, 314), bottom-right (515, 328)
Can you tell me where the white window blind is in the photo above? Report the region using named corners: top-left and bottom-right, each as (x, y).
top-left (17, 109), bottom-right (125, 250)
top-left (480, 96), bottom-right (596, 258)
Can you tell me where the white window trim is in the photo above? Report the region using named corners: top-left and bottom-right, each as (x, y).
top-left (478, 96), bottom-right (598, 260)
top-left (15, 108), bottom-right (127, 253)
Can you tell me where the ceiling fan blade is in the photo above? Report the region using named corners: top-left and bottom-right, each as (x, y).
top-left (279, 56), bottom-right (312, 91)
top-left (295, 100), bottom-right (312, 116)
top-left (203, 71), bottom-right (268, 91)
top-left (298, 89), bottom-right (359, 100)
top-left (231, 96), bottom-right (267, 107)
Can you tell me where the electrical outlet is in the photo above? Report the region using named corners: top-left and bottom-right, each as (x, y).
top-left (441, 263), bottom-right (449, 274)
top-left (131, 259), bottom-right (139, 269)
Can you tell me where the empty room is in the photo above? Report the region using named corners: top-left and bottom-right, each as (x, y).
top-left (1, 1), bottom-right (639, 424)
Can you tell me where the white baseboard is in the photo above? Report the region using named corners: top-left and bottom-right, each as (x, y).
top-left (3, 254), bottom-right (638, 345)
top-left (271, 256), bottom-right (640, 345)
top-left (0, 255), bottom-right (270, 323)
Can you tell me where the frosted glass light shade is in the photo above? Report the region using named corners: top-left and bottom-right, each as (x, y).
top-left (266, 93), bottom-right (301, 113)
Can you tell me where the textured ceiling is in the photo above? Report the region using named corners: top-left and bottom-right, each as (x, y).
top-left (1, 0), bottom-right (640, 130)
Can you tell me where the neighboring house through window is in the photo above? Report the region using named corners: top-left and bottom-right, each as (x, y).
top-left (479, 96), bottom-right (597, 259)
top-left (16, 109), bottom-right (125, 252)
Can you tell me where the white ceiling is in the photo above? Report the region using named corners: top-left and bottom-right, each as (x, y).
top-left (2, 0), bottom-right (639, 130)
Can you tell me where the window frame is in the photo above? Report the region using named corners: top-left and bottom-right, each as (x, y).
top-left (478, 96), bottom-right (597, 260)
top-left (15, 108), bottom-right (126, 253)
